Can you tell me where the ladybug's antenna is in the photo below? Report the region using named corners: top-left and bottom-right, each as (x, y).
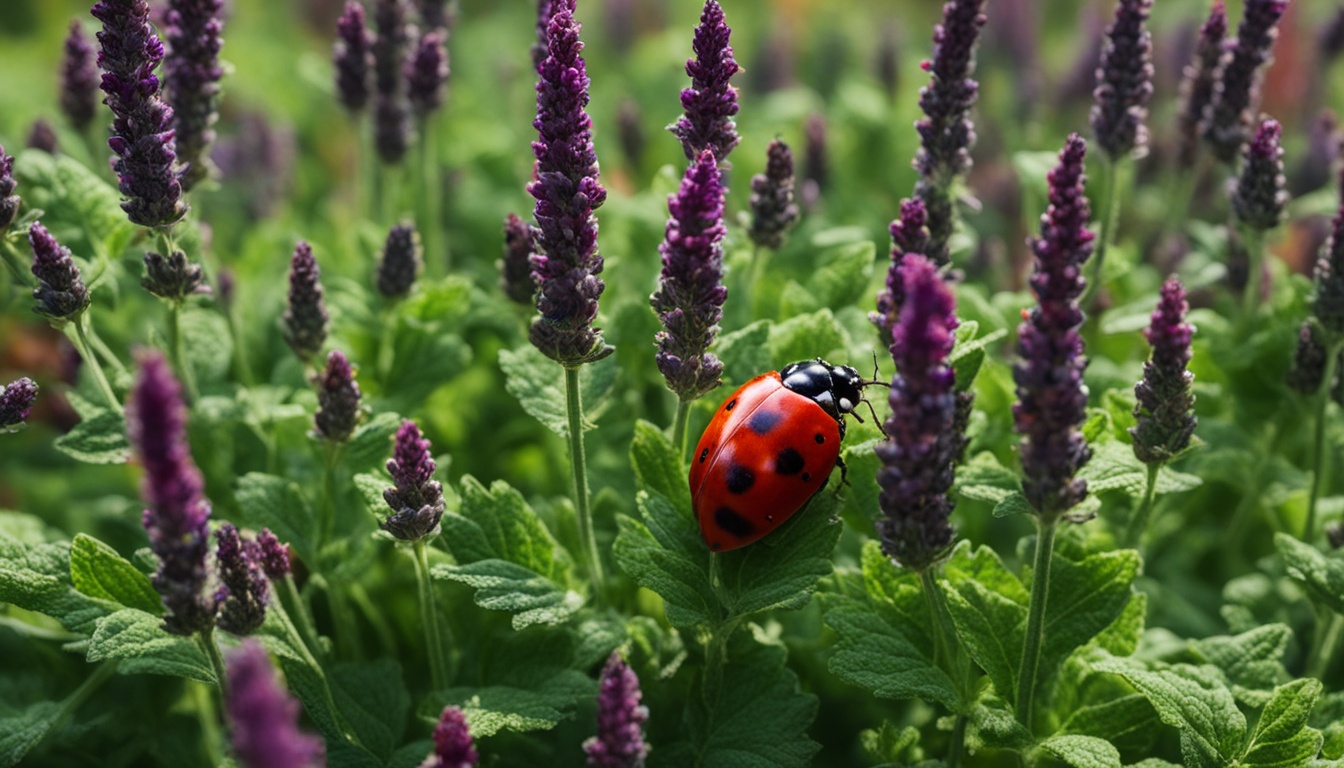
top-left (863, 395), bottom-right (886, 437)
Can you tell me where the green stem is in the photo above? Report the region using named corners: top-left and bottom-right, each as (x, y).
top-left (745, 244), bottom-right (767, 319)
top-left (324, 577), bottom-right (365, 661)
top-left (1238, 225), bottom-right (1267, 336)
top-left (1087, 157), bottom-right (1121, 302)
top-left (1306, 343), bottom-right (1342, 542)
top-left (948, 713), bottom-right (968, 768)
top-left (26, 659), bottom-right (119, 761)
top-left (269, 596), bottom-right (359, 748)
top-left (419, 117), bottom-right (447, 271)
top-left (1124, 463), bottom-right (1162, 551)
top-left (198, 627), bottom-right (229, 704)
top-left (85, 324), bottom-right (129, 376)
top-left (413, 540), bottom-right (452, 691)
top-left (1014, 514), bottom-right (1058, 733)
top-left (167, 301), bottom-right (200, 402)
top-left (223, 302), bottom-right (256, 387)
top-left (1307, 611), bottom-right (1342, 681)
top-left (281, 574), bottom-right (324, 661)
top-left (672, 399), bottom-right (692, 465)
top-left (919, 567), bottom-right (968, 768)
top-left (69, 316), bottom-right (122, 414)
top-left (564, 365), bottom-right (606, 598)
top-left (1, 238), bottom-right (31, 287)
top-left (320, 442), bottom-right (340, 548)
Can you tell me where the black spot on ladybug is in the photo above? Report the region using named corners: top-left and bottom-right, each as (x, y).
top-left (711, 541), bottom-right (722, 551)
top-left (814, 433), bottom-right (825, 444)
top-left (775, 447), bottom-right (805, 475)
top-left (725, 464), bottom-right (754, 494)
top-left (748, 408), bottom-right (781, 435)
top-left (725, 398), bottom-right (737, 411)
top-left (802, 472), bottom-right (811, 482)
top-left (714, 506), bottom-right (754, 538)
top-left (699, 448), bottom-right (709, 463)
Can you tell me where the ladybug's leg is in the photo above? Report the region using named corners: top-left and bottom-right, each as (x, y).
top-left (836, 454), bottom-right (849, 487)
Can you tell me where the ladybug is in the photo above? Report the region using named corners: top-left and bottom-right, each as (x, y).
top-left (689, 358), bottom-right (872, 552)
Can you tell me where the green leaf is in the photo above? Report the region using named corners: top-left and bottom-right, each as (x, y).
top-left (69, 534), bottom-right (161, 614)
top-left (944, 544), bottom-right (1028, 702)
top-left (438, 476), bottom-right (568, 582)
top-left (949, 325), bottom-right (1007, 392)
top-left (277, 657), bottom-right (377, 764)
top-left (433, 559), bottom-right (583, 629)
top-left (1276, 534), bottom-right (1344, 615)
top-left (768, 309), bottom-right (848, 367)
top-left (716, 321), bottom-right (774, 386)
top-left (1040, 550), bottom-right (1140, 689)
top-left (330, 659), bottom-right (409, 761)
top-left (630, 419), bottom-right (692, 514)
top-left (859, 722), bottom-right (922, 766)
top-left (13, 150), bottom-right (136, 261)
top-left (182, 306), bottom-right (232, 386)
top-left (0, 701), bottom-right (62, 768)
top-left (965, 696), bottom-right (1033, 750)
top-left (1061, 695), bottom-right (1160, 746)
top-left (807, 239), bottom-right (874, 310)
top-left (717, 492), bottom-right (842, 618)
top-left (859, 539), bottom-right (936, 652)
top-left (499, 345), bottom-right (618, 438)
top-left (1094, 658), bottom-right (1246, 766)
top-left (1039, 734), bottom-right (1123, 768)
top-left (824, 595), bottom-right (960, 711)
top-left (0, 532), bottom-right (117, 635)
top-left (993, 492), bottom-right (1034, 518)
top-left (382, 281), bottom-right (475, 408)
top-left (52, 407), bottom-right (129, 464)
top-left (234, 473), bottom-right (318, 569)
top-left (1189, 624), bottom-right (1292, 706)
top-left (955, 451), bottom-right (1022, 505)
top-left (614, 490), bottom-right (715, 628)
top-left (343, 411), bottom-right (403, 475)
top-left (1241, 678), bottom-right (1323, 768)
top-left (85, 608), bottom-right (216, 683)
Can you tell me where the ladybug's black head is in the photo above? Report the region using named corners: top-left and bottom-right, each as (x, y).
top-left (780, 358), bottom-right (867, 422)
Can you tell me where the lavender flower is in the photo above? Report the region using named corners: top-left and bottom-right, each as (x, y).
top-left (61, 22), bottom-right (100, 132)
top-left (747, 139), bottom-right (799, 250)
top-left (381, 420), bottom-right (446, 541)
top-left (668, 0), bottom-right (740, 163)
top-left (1287, 321), bottom-right (1327, 394)
top-left (226, 641), bottom-right (326, 768)
top-left (874, 254), bottom-right (961, 571)
top-left (420, 706), bottom-right (477, 768)
top-left (418, 0), bottom-right (457, 32)
top-left (376, 223), bottom-right (422, 299)
top-left (913, 0), bottom-right (987, 265)
top-left (1324, 8), bottom-right (1344, 62)
top-left (93, 0), bottom-right (188, 228)
top-left (1090, 0), bottom-right (1153, 161)
top-left (407, 29), bottom-right (449, 116)
top-left (650, 149), bottom-right (727, 402)
top-left (528, 0), bottom-right (612, 366)
top-left (501, 212), bottom-right (537, 305)
top-left (1014, 134), bottom-right (1094, 518)
top-left (1313, 172), bottom-right (1344, 337)
top-left (531, 0), bottom-right (552, 73)
top-left (334, 2), bottom-right (374, 113)
top-left (142, 249), bottom-right (205, 301)
top-left (1177, 2), bottom-right (1228, 167)
top-left (129, 352), bottom-right (215, 635)
top-left (1132, 278), bottom-right (1196, 464)
top-left (164, 0), bottom-right (225, 191)
top-left (256, 529), bottom-right (291, 580)
top-left (373, 0), bottom-right (414, 163)
top-left (583, 652), bottom-right (649, 768)
top-left (0, 146), bottom-right (18, 231)
top-left (314, 350), bottom-right (361, 442)
top-left (29, 223), bottom-right (91, 321)
top-left (214, 523), bottom-right (269, 636)
top-left (283, 241), bottom-right (328, 363)
top-left (872, 199), bottom-right (932, 349)
top-left (1201, 0), bottom-right (1288, 164)
top-left (27, 120), bottom-right (58, 154)
top-left (801, 113), bottom-right (827, 212)
top-left (0, 378), bottom-right (39, 431)
top-left (1230, 117), bottom-right (1287, 233)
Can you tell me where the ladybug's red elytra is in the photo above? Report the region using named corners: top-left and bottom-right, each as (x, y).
top-left (689, 358), bottom-right (869, 552)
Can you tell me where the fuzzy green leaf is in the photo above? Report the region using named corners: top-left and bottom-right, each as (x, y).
top-left (949, 325), bottom-right (1007, 392)
top-left (181, 307), bottom-right (232, 386)
top-left (1189, 624), bottom-right (1292, 706)
top-left (768, 309), bottom-right (848, 367)
top-left (717, 492), bottom-right (842, 618)
top-left (944, 544), bottom-right (1028, 702)
top-left (499, 345), bottom-right (618, 438)
top-left (0, 701), bottom-right (62, 768)
top-left (614, 490), bottom-right (715, 628)
top-left (0, 533), bottom-right (117, 636)
top-left (1040, 550), bottom-right (1140, 689)
top-left (808, 240), bottom-right (874, 310)
top-left (438, 476), bottom-right (568, 582)
top-left (955, 452), bottom-right (1022, 505)
top-left (52, 407), bottom-right (129, 464)
top-left (716, 321), bottom-right (773, 386)
top-left (278, 657), bottom-right (378, 763)
top-left (1061, 694), bottom-right (1160, 745)
top-left (1078, 440), bottom-right (1201, 499)
top-left (1276, 534), bottom-right (1344, 615)
top-left (823, 595), bottom-right (961, 711)
top-left (330, 659), bottom-right (409, 761)
top-left (85, 608), bottom-right (215, 683)
top-left (966, 696), bottom-right (1033, 750)
top-left (14, 150), bottom-right (136, 261)
top-left (1240, 678), bottom-right (1323, 768)
top-left (233, 472), bottom-right (318, 569)
top-left (859, 540), bottom-right (936, 652)
top-left (1094, 659), bottom-right (1246, 766)
top-left (859, 722), bottom-right (922, 766)
top-left (69, 534), bottom-right (161, 614)
top-left (343, 411), bottom-right (403, 475)
top-left (630, 419), bottom-right (692, 513)
top-left (1039, 734), bottom-right (1123, 768)
top-left (432, 559), bottom-right (583, 629)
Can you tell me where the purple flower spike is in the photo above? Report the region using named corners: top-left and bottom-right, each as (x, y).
top-left (27, 120), bottom-right (58, 154)
top-left (1013, 134), bottom-right (1094, 519)
top-left (142, 249), bottom-right (205, 301)
top-left (0, 377), bottom-right (39, 431)
top-left (256, 529), bottom-right (291, 580)
top-left (747, 139), bottom-right (799, 251)
top-left (214, 524), bottom-right (269, 636)
top-left (528, 0), bottom-right (612, 367)
top-left (376, 223), bottom-right (422, 299)
top-left (334, 2), bottom-right (374, 113)
top-left (1230, 117), bottom-right (1287, 233)
top-left (93, 0), bottom-right (188, 229)
top-left (381, 420), bottom-right (446, 541)
top-left (0, 145), bottom-right (18, 231)
top-left (421, 706), bottom-right (478, 768)
top-left (407, 29), bottom-right (449, 117)
top-left (501, 212), bottom-right (538, 305)
top-left (227, 641), bottom-right (326, 768)
top-left (1287, 321), bottom-right (1328, 395)
top-left (872, 199), bottom-right (933, 349)
top-left (669, 1), bottom-right (740, 164)
top-left (373, 0), bottom-right (415, 163)
top-left (284, 241), bottom-right (329, 364)
top-left (651, 149), bottom-right (727, 402)
top-left (1132, 277), bottom-right (1197, 464)
top-left (583, 652), bottom-right (649, 768)
top-left (164, 0), bottom-right (225, 192)
top-left (1090, 0), bottom-right (1154, 161)
top-left (874, 254), bottom-right (961, 571)
top-left (1176, 1), bottom-right (1228, 168)
top-left (1313, 170), bottom-right (1344, 336)
top-left (61, 22), bottom-right (100, 133)
top-left (29, 222), bottom-right (91, 322)
top-left (130, 351), bottom-right (216, 635)
top-left (1201, 0), bottom-right (1288, 164)
top-left (531, 0), bottom-right (553, 73)
top-left (801, 113), bottom-right (828, 212)
top-left (314, 350), bottom-right (362, 443)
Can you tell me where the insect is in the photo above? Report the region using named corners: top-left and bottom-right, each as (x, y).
top-left (689, 358), bottom-right (878, 552)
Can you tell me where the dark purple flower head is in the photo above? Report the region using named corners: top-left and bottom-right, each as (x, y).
top-left (334, 1), bottom-right (374, 112)
top-left (651, 149), bottom-right (727, 402)
top-left (528, 0), bottom-right (612, 367)
top-left (255, 529), bottom-right (291, 580)
top-left (800, 112), bottom-right (827, 213)
top-left (583, 652), bottom-right (649, 768)
top-left (531, 0), bottom-right (553, 73)
top-left (1314, 170), bottom-right (1344, 337)
top-left (93, 0), bottom-right (188, 228)
top-left (1177, 2), bottom-right (1229, 168)
top-left (421, 706), bottom-right (477, 768)
top-left (1323, 8), bottom-right (1344, 61)
top-left (381, 419), bottom-right (445, 541)
top-left (0, 377), bottom-right (39, 431)
top-left (375, 93), bottom-right (414, 164)
top-left (130, 351), bottom-right (216, 635)
top-left (214, 523), bottom-right (269, 636)
top-left (29, 222), bottom-right (92, 321)
top-left (1013, 134), bottom-right (1094, 519)
top-left (1230, 117), bottom-right (1287, 232)
top-left (872, 198), bottom-right (933, 349)
top-left (1090, 0), bottom-right (1154, 161)
top-left (418, 0), bottom-right (457, 33)
top-left (61, 22), bottom-right (101, 132)
top-left (668, 1), bottom-right (740, 164)
top-left (372, 0), bottom-right (415, 163)
top-left (216, 267), bottom-right (236, 308)
top-left (142, 249), bottom-right (205, 301)
top-left (747, 139), bottom-right (799, 251)
top-left (407, 29), bottom-right (449, 116)
top-left (1132, 277), bottom-right (1197, 464)
top-left (27, 120), bottom-right (59, 154)
top-left (0, 145), bottom-right (18, 231)
top-left (876, 21), bottom-right (901, 99)
top-left (1287, 320), bottom-right (1328, 395)
top-left (376, 223), bottom-right (422, 299)
top-left (1202, 0), bottom-right (1288, 164)
top-left (164, 0), bottom-right (225, 192)
top-left (501, 212), bottom-right (538, 305)
top-left (314, 350), bottom-right (361, 443)
top-left (226, 641), bottom-right (326, 768)
top-left (283, 241), bottom-right (329, 363)
top-left (874, 254), bottom-right (961, 571)
top-left (1328, 521), bottom-right (1344, 550)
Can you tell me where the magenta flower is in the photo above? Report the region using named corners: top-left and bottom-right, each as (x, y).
top-left (226, 641), bottom-right (326, 768)
top-left (372, 0), bottom-right (414, 162)
top-left (164, 0), bottom-right (225, 191)
top-left (142, 249), bottom-right (205, 301)
top-left (214, 523), bottom-right (269, 636)
top-left (407, 29), bottom-right (449, 117)
top-left (872, 198), bottom-right (933, 349)
top-left (1176, 1), bottom-right (1228, 168)
top-left (1230, 117), bottom-right (1287, 233)
top-left (256, 529), bottom-right (291, 580)
top-left (381, 420), bottom-right (446, 541)
top-left (421, 706), bottom-right (478, 768)
top-left (1090, 0), bottom-right (1153, 161)
top-left (501, 212), bottom-right (537, 305)
top-left (1313, 170), bottom-right (1344, 337)
top-left (583, 652), bottom-right (649, 768)
top-left (668, 1), bottom-right (740, 164)
top-left (1202, 0), bottom-right (1288, 164)
top-left (1132, 277), bottom-right (1196, 464)
top-left (0, 377), bottom-right (39, 431)
top-left (283, 241), bottom-right (329, 363)
top-left (61, 22), bottom-right (100, 133)
top-left (314, 350), bottom-right (362, 443)
top-left (376, 223), bottom-right (422, 300)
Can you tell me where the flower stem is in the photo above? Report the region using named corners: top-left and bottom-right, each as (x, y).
top-left (280, 574), bottom-right (324, 661)
top-left (85, 324), bottom-right (129, 377)
top-left (919, 567), bottom-right (968, 768)
top-left (1306, 342), bottom-right (1342, 542)
top-left (69, 315), bottom-right (122, 414)
top-left (269, 595), bottom-right (360, 748)
top-left (418, 117), bottom-right (447, 271)
top-left (413, 540), bottom-right (452, 691)
top-left (672, 398), bottom-right (692, 465)
top-left (1308, 610), bottom-right (1342, 681)
top-left (198, 626), bottom-right (229, 704)
top-left (564, 365), bottom-right (606, 598)
top-left (1124, 463), bottom-right (1162, 550)
top-left (1087, 157), bottom-right (1121, 302)
top-left (1238, 225), bottom-right (1266, 336)
top-left (1014, 514), bottom-right (1058, 733)
top-left (0, 238), bottom-right (31, 287)
top-left (167, 300), bottom-right (200, 402)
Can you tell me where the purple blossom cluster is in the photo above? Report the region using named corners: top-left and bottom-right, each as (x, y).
top-left (377, 223), bottom-right (423, 299)
top-left (61, 22), bottom-right (100, 133)
top-left (421, 706), bottom-right (478, 768)
top-left (142, 249), bottom-right (205, 302)
top-left (314, 350), bottom-right (362, 442)
top-left (669, 1), bottom-right (740, 164)
top-left (872, 198), bottom-right (933, 349)
top-left (0, 146), bottom-right (17, 232)
top-left (0, 378), bottom-right (38, 431)
top-left (373, 0), bottom-right (415, 162)
top-left (334, 2), bottom-right (374, 113)
top-left (214, 523), bottom-right (269, 636)
top-left (283, 241), bottom-right (329, 363)
top-left (1230, 118), bottom-right (1287, 233)
top-left (1313, 172), bottom-right (1344, 337)
top-left (1132, 278), bottom-right (1197, 464)
top-left (501, 212), bottom-right (537, 306)
top-left (1090, 0), bottom-right (1153, 161)
top-left (164, 0), bottom-right (225, 191)
top-left (583, 652), bottom-right (649, 768)
top-left (407, 29), bottom-right (449, 116)
top-left (1176, 2), bottom-right (1228, 168)
top-left (29, 222), bottom-right (91, 321)
top-left (747, 139), bottom-right (799, 251)
top-left (381, 420), bottom-right (446, 541)
top-left (1201, 0), bottom-right (1288, 164)
top-left (226, 641), bottom-right (326, 768)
